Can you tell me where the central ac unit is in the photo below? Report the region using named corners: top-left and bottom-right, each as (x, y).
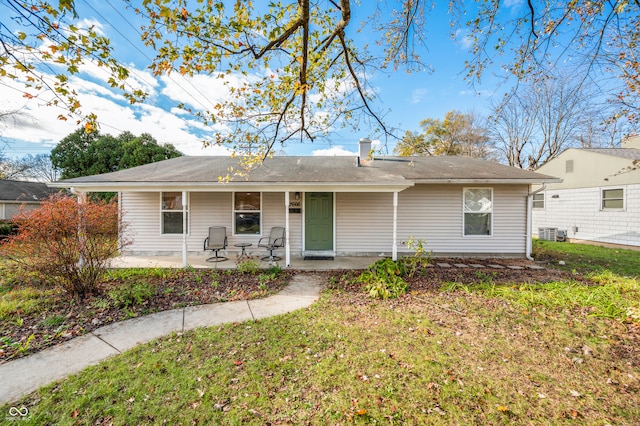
top-left (538, 227), bottom-right (558, 241)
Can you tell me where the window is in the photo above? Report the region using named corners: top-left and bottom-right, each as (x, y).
top-left (602, 188), bottom-right (624, 209)
top-left (234, 192), bottom-right (261, 234)
top-left (463, 188), bottom-right (492, 236)
top-left (161, 192), bottom-right (188, 234)
top-left (532, 193), bottom-right (545, 209)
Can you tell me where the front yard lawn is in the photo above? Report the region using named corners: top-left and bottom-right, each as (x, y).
top-left (2, 240), bottom-right (639, 424)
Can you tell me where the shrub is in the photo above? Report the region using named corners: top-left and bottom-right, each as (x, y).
top-left (1, 194), bottom-right (129, 299)
top-left (358, 258), bottom-right (408, 299)
top-left (0, 220), bottom-right (18, 241)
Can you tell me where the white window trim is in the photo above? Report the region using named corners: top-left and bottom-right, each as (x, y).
top-left (160, 192), bottom-right (190, 235)
top-left (233, 192), bottom-right (263, 236)
top-left (532, 192), bottom-right (545, 210)
top-left (463, 187), bottom-right (493, 237)
top-left (601, 187), bottom-right (625, 211)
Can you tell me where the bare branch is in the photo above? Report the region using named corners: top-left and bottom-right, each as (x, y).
top-left (339, 33), bottom-right (389, 135)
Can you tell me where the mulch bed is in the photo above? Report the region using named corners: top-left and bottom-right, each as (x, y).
top-left (1, 269), bottom-right (291, 364)
top-left (325, 257), bottom-right (583, 296)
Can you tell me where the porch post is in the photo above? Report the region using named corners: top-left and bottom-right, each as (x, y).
top-left (76, 189), bottom-right (86, 268)
top-left (182, 190), bottom-right (188, 267)
top-left (285, 191), bottom-right (291, 266)
top-left (392, 191), bottom-right (398, 261)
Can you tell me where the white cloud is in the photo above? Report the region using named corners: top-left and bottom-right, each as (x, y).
top-left (458, 89), bottom-right (495, 98)
top-left (160, 73), bottom-right (256, 112)
top-left (311, 146), bottom-right (356, 156)
top-left (453, 29), bottom-right (474, 50)
top-left (411, 88), bottom-right (429, 104)
top-left (74, 60), bottom-right (158, 96)
top-left (75, 18), bottom-right (106, 35)
top-left (0, 71), bottom-right (231, 156)
top-left (310, 139), bottom-right (383, 156)
top-left (503, 0), bottom-right (524, 8)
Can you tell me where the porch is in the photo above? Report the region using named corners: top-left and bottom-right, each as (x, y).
top-left (109, 254), bottom-right (382, 271)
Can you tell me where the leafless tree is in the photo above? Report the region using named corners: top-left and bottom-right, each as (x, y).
top-left (488, 75), bottom-right (624, 169)
top-left (14, 154), bottom-right (60, 182)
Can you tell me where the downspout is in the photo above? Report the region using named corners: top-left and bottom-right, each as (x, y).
top-left (526, 183), bottom-right (546, 260)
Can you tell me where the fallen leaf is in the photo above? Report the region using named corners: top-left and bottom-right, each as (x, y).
top-left (355, 409), bottom-right (367, 416)
top-left (563, 409), bottom-right (581, 419)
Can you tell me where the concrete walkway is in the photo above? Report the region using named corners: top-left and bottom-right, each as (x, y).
top-left (0, 274), bottom-right (324, 405)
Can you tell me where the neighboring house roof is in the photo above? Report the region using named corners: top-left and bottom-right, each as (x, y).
top-left (50, 155), bottom-right (559, 192)
top-left (579, 148), bottom-right (640, 161)
top-left (0, 180), bottom-right (56, 202)
top-left (535, 147), bottom-right (640, 190)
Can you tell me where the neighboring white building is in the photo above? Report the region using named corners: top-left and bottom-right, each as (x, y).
top-left (532, 135), bottom-right (640, 247)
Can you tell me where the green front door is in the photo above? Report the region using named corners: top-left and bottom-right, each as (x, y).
top-left (305, 192), bottom-right (333, 251)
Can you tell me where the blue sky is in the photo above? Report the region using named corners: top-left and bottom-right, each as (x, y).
top-left (0, 1), bottom-right (516, 158)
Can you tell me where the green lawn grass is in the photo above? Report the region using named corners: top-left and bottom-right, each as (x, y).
top-left (2, 241), bottom-right (639, 425)
top-left (533, 239), bottom-right (640, 276)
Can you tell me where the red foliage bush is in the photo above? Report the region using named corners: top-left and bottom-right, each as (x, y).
top-left (1, 193), bottom-right (128, 298)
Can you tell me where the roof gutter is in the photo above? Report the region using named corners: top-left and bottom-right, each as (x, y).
top-left (526, 183), bottom-right (547, 260)
top-left (47, 181), bottom-right (414, 193)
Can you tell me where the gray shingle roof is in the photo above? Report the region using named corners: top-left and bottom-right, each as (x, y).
top-left (580, 148), bottom-right (640, 160)
top-left (0, 180), bottom-right (57, 201)
top-left (53, 155), bottom-right (559, 188)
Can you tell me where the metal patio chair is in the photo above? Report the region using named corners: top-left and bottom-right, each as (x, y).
top-left (204, 226), bottom-right (228, 262)
top-left (258, 226), bottom-right (285, 261)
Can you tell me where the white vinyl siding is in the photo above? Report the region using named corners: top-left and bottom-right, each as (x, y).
top-left (336, 185), bottom-right (527, 256)
top-left (335, 192), bottom-right (394, 254)
top-left (533, 184), bottom-right (640, 247)
top-left (121, 185), bottom-right (530, 257)
top-left (123, 192), bottom-right (230, 254)
top-left (396, 185), bottom-right (526, 256)
top-left (121, 191), bottom-right (301, 256)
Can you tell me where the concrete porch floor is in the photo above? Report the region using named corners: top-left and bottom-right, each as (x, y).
top-left (110, 254), bottom-right (382, 270)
